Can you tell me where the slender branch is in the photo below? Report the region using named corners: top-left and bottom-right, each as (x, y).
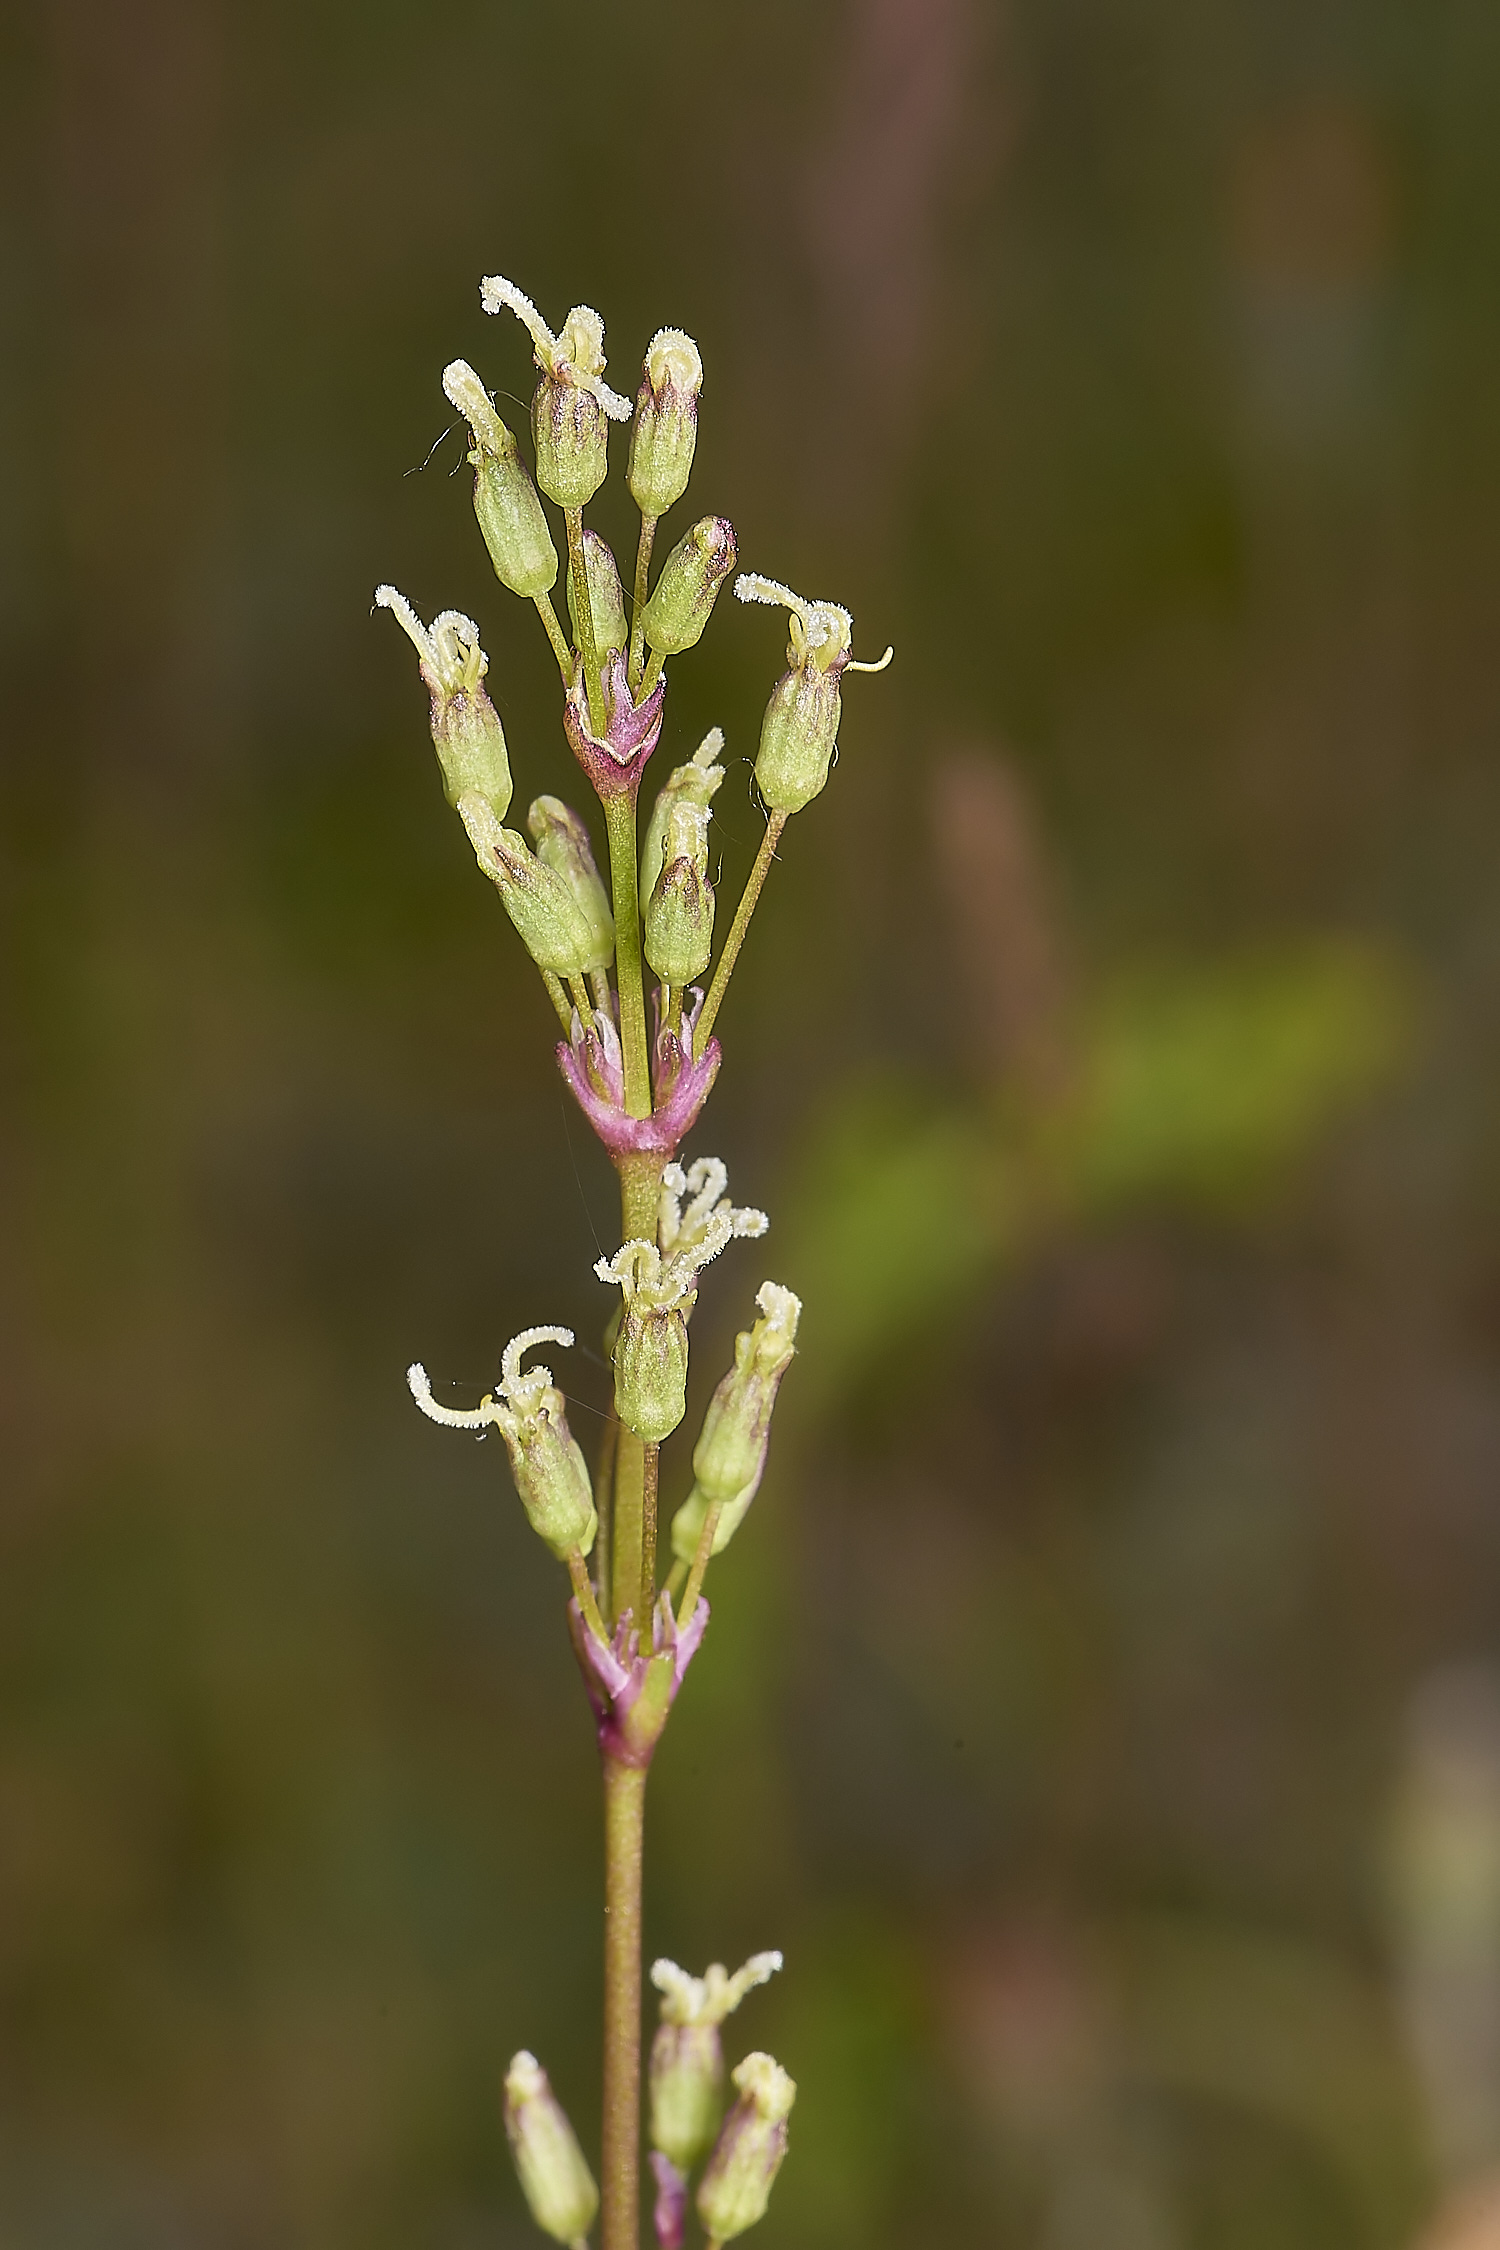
top-left (594, 1409), bottom-right (619, 1628)
top-left (568, 973), bottom-right (595, 1029)
top-left (601, 1755), bottom-right (646, 2250)
top-left (612, 1430), bottom-right (646, 1635)
top-left (628, 513), bottom-right (657, 697)
top-left (693, 811), bottom-right (787, 1058)
top-left (641, 1442), bottom-right (660, 1628)
top-left (565, 507), bottom-right (606, 736)
top-left (590, 966), bottom-right (614, 1018)
top-left (542, 969), bottom-right (574, 1033)
top-left (640, 646), bottom-right (664, 701)
top-left (677, 1500), bottom-right (722, 1630)
top-left (567, 1546), bottom-right (610, 1648)
top-left (602, 796), bottom-right (652, 1119)
top-left (533, 590), bottom-right (573, 680)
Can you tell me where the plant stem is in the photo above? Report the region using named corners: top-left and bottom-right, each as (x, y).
top-left (694, 812), bottom-right (787, 1058)
top-left (590, 966), bottom-right (614, 1018)
top-left (542, 969), bottom-right (574, 1033)
top-left (603, 796), bottom-right (653, 1119)
top-left (568, 974), bottom-right (595, 1028)
top-left (601, 1754), bottom-right (646, 2250)
top-left (628, 513), bottom-right (657, 697)
top-left (641, 1442), bottom-right (659, 1628)
top-left (610, 1153), bottom-right (664, 1635)
top-left (677, 1500), bottom-right (722, 1629)
top-left (534, 590), bottom-right (573, 680)
top-left (565, 507), bottom-right (606, 736)
top-left (567, 1547), bottom-right (610, 1648)
top-left (594, 1410), bottom-right (618, 1627)
top-left (640, 647), bottom-right (664, 700)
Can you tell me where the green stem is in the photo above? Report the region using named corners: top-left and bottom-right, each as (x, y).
top-left (533, 590), bottom-right (573, 680)
top-left (567, 1546), bottom-right (610, 1648)
top-left (677, 1498), bottom-right (722, 1629)
top-left (694, 811), bottom-right (787, 1058)
top-left (641, 1442), bottom-right (659, 1632)
top-left (541, 969), bottom-right (574, 1033)
top-left (568, 973), bottom-right (595, 1028)
top-left (628, 513), bottom-right (657, 697)
top-left (603, 794), bottom-right (653, 1120)
top-left (594, 1409), bottom-right (618, 1628)
top-left (612, 1429), bottom-right (646, 1633)
top-left (640, 646), bottom-right (664, 700)
top-left (601, 1755), bottom-right (646, 2250)
top-left (565, 507), bottom-right (606, 736)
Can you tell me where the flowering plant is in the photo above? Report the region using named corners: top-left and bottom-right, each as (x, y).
top-left (380, 275), bottom-right (889, 2250)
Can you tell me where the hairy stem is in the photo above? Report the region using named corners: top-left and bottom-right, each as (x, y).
top-left (534, 590), bottom-right (573, 680)
top-left (628, 513), bottom-right (657, 697)
top-left (565, 507), bottom-right (606, 736)
top-left (641, 1441), bottom-right (660, 1628)
top-left (594, 1409), bottom-right (618, 1626)
top-left (603, 794), bottom-right (652, 1119)
top-left (694, 811), bottom-right (787, 1057)
top-left (601, 1755), bottom-right (646, 2250)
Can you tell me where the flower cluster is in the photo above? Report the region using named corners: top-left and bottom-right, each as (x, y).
top-left (381, 273), bottom-right (888, 2249)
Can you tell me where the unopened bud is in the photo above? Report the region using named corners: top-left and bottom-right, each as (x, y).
top-left (482, 276), bottom-right (633, 512)
top-left (671, 1284), bottom-right (800, 1565)
top-left (442, 361), bottom-right (558, 600)
top-left (640, 729), bottom-right (725, 909)
top-left (527, 796), bottom-right (614, 977)
top-left (628, 327), bottom-right (703, 518)
top-left (375, 587), bottom-right (513, 822)
top-left (696, 2052), bottom-right (796, 2245)
top-left (644, 801), bottom-right (715, 987)
top-left (641, 516), bottom-right (737, 657)
top-left (567, 527), bottom-right (628, 657)
top-left (650, 1954), bottom-right (782, 2174)
top-left (735, 573), bottom-right (892, 815)
top-left (457, 793), bottom-right (599, 978)
top-left (503, 2050), bottom-right (599, 2246)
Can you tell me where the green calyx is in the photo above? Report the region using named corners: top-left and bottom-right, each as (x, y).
top-left (567, 527), bottom-right (628, 657)
top-left (628, 326), bottom-right (703, 518)
top-left (641, 515), bottom-right (737, 657)
top-left (527, 794), bottom-right (615, 976)
top-left (376, 586), bottom-right (513, 821)
top-left (640, 730), bottom-right (725, 910)
top-left (644, 801), bottom-right (715, 986)
top-left (458, 793), bottom-right (601, 978)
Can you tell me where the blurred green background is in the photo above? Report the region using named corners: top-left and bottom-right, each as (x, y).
top-left (5, 0), bottom-right (1500, 2243)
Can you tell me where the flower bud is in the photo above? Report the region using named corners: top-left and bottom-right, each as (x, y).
top-left (641, 516), bottom-right (737, 657)
top-left (441, 361), bottom-right (558, 600)
top-left (567, 527), bottom-right (628, 657)
top-left (481, 275), bottom-right (633, 512)
top-left (734, 573), bottom-right (892, 815)
top-left (640, 729), bottom-right (725, 909)
top-left (645, 801), bottom-right (715, 987)
top-left (457, 793), bottom-right (600, 979)
top-left (650, 1953), bottom-right (782, 2174)
top-left (527, 796), bottom-right (614, 977)
top-left (503, 2050), bottom-right (599, 2246)
top-left (375, 588), bottom-right (513, 822)
top-left (696, 2052), bottom-right (796, 2245)
top-left (628, 327), bottom-right (703, 518)
top-left (671, 1284), bottom-right (800, 1565)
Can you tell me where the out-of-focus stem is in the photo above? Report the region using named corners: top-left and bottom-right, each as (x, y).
top-left (601, 1754), bottom-right (646, 2250)
top-left (694, 812), bottom-right (787, 1057)
top-left (567, 1547), bottom-right (609, 1647)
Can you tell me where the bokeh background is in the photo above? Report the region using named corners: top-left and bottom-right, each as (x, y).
top-left (6, 0), bottom-right (1500, 2243)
